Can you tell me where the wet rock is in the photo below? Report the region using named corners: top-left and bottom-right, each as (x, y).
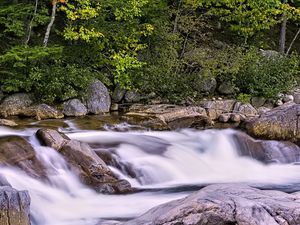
top-left (125, 91), bottom-right (141, 103)
top-left (201, 100), bottom-right (236, 120)
top-left (112, 85), bottom-right (126, 103)
top-left (20, 104), bottom-right (64, 120)
top-left (251, 97), bottom-right (266, 108)
top-left (37, 129), bottom-right (132, 194)
top-left (0, 186), bottom-right (30, 225)
top-left (217, 82), bottom-right (235, 95)
top-left (230, 113), bottom-right (241, 122)
top-left (0, 93), bottom-right (34, 117)
top-left (127, 104), bottom-right (212, 129)
top-left (232, 131), bottom-right (300, 164)
top-left (84, 80), bottom-right (111, 114)
top-left (0, 119), bottom-right (18, 127)
top-left (0, 136), bottom-right (46, 178)
top-left (126, 184), bottom-right (300, 225)
top-left (63, 99), bottom-right (87, 117)
top-left (245, 103), bottom-right (300, 141)
top-left (218, 113), bottom-right (230, 123)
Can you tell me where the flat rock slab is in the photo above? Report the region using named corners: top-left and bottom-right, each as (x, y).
top-left (125, 184), bottom-right (300, 225)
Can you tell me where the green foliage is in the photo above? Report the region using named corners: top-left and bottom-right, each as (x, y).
top-left (236, 51), bottom-right (299, 98)
top-left (236, 93), bottom-right (252, 103)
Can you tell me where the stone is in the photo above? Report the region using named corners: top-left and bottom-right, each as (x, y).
top-left (37, 129), bottom-right (132, 193)
top-left (230, 113), bottom-right (241, 122)
top-left (0, 136), bottom-right (46, 178)
top-left (0, 91), bottom-right (4, 101)
top-left (0, 93), bottom-right (34, 117)
top-left (245, 103), bottom-right (300, 141)
top-left (236, 103), bottom-right (258, 117)
top-left (276, 99), bottom-right (284, 106)
top-left (201, 100), bottom-right (236, 120)
top-left (218, 113), bottom-right (230, 123)
top-left (0, 186), bottom-right (30, 225)
top-left (112, 85), bottom-right (126, 103)
top-left (257, 106), bottom-right (271, 115)
top-left (125, 91), bottom-right (141, 103)
top-left (260, 49), bottom-right (280, 58)
top-left (232, 131), bottom-right (300, 164)
top-left (291, 88), bottom-right (300, 104)
top-left (126, 184), bottom-right (300, 225)
top-left (63, 99), bottom-right (87, 117)
top-left (110, 103), bottom-right (119, 111)
top-left (283, 94), bottom-right (294, 103)
top-left (217, 82), bottom-right (235, 95)
top-left (199, 77), bottom-right (217, 94)
top-left (84, 80), bottom-right (111, 114)
top-left (0, 119), bottom-right (18, 127)
top-left (251, 97), bottom-right (266, 108)
top-left (20, 104), bottom-right (64, 120)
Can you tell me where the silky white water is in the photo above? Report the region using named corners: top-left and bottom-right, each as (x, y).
top-left (1, 125), bottom-right (300, 225)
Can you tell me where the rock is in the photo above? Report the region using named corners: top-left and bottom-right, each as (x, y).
top-left (276, 99), bottom-right (284, 106)
top-left (201, 100), bottom-right (236, 120)
top-left (37, 129), bottom-right (132, 193)
top-left (251, 97), bottom-right (266, 108)
top-left (110, 103), bottom-right (119, 111)
top-left (232, 131), bottom-right (300, 164)
top-left (260, 49), bottom-right (280, 58)
top-left (125, 91), bottom-right (141, 103)
top-left (20, 104), bottom-right (64, 120)
top-left (230, 113), bottom-right (241, 122)
top-left (218, 113), bottom-right (230, 123)
top-left (257, 106), bottom-right (271, 115)
top-left (283, 94), bottom-right (294, 103)
top-left (63, 99), bottom-right (87, 117)
top-left (112, 85), bottom-right (126, 103)
top-left (291, 88), bottom-right (300, 104)
top-left (126, 104), bottom-right (212, 129)
top-left (0, 93), bottom-right (34, 117)
top-left (0, 91), bottom-right (4, 101)
top-left (199, 77), bottom-right (217, 94)
top-left (236, 103), bottom-right (258, 117)
top-left (0, 119), bottom-right (18, 127)
top-left (84, 80), bottom-right (111, 114)
top-left (0, 136), bottom-right (46, 178)
top-left (126, 184), bottom-right (300, 225)
top-left (217, 82), bottom-right (235, 95)
top-left (0, 186), bottom-right (30, 225)
top-left (245, 103), bottom-right (300, 141)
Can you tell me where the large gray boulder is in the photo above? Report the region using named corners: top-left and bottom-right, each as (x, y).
top-left (63, 99), bottom-right (87, 117)
top-left (232, 131), bottom-right (300, 164)
top-left (112, 85), bottom-right (126, 103)
top-left (217, 82), bottom-right (235, 95)
top-left (245, 103), bottom-right (300, 141)
top-left (37, 129), bottom-right (132, 194)
top-left (84, 80), bottom-right (111, 114)
top-left (126, 184), bottom-right (300, 225)
top-left (0, 93), bottom-right (34, 117)
top-left (0, 186), bottom-right (30, 225)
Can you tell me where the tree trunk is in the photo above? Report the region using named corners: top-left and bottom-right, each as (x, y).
top-left (286, 28), bottom-right (300, 55)
top-left (279, 0), bottom-right (288, 54)
top-left (25, 0), bottom-right (38, 46)
top-left (43, 2), bottom-right (57, 47)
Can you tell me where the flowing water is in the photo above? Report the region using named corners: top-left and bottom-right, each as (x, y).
top-left (1, 120), bottom-right (300, 225)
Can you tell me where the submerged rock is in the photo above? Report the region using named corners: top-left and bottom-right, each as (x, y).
top-left (126, 184), bottom-right (300, 225)
top-left (84, 80), bottom-right (111, 114)
top-left (245, 103), bottom-right (300, 141)
top-left (37, 129), bottom-right (132, 194)
top-left (0, 186), bottom-right (30, 225)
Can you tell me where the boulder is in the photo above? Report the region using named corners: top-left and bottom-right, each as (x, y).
top-left (0, 93), bottom-right (34, 117)
top-left (112, 85), bottom-right (126, 103)
top-left (283, 94), bottom-right (294, 103)
top-left (199, 77), bottom-right (217, 94)
top-left (257, 107), bottom-right (271, 115)
top-left (232, 131), bottom-right (300, 164)
top-left (0, 186), bottom-right (30, 225)
top-left (245, 103), bottom-right (300, 141)
top-left (126, 104), bottom-right (212, 129)
top-left (37, 129), bottom-right (132, 194)
top-left (84, 80), bottom-right (111, 114)
top-left (217, 82), bottom-right (235, 95)
top-left (290, 88), bottom-right (300, 104)
top-left (234, 103), bottom-right (258, 117)
top-left (201, 100), bottom-right (236, 120)
top-left (218, 113), bottom-right (230, 123)
top-left (0, 136), bottom-right (46, 178)
top-left (63, 99), bottom-right (87, 117)
top-left (126, 184), bottom-right (300, 225)
top-left (125, 91), bottom-right (141, 103)
top-left (251, 97), bottom-right (266, 108)
top-left (0, 119), bottom-right (18, 127)
top-left (20, 104), bottom-right (64, 120)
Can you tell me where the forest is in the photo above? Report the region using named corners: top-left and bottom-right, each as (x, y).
top-left (1, 0), bottom-right (300, 104)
